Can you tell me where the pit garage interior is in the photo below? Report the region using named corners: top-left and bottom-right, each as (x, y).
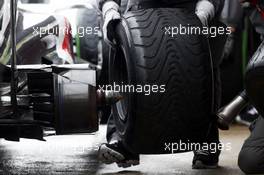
top-left (0, 0), bottom-right (262, 175)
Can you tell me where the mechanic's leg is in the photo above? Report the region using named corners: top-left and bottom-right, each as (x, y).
top-left (99, 113), bottom-right (140, 167)
top-left (238, 117), bottom-right (264, 174)
top-left (193, 22), bottom-right (225, 169)
top-left (192, 67), bottom-right (221, 169)
top-left (193, 119), bottom-right (221, 169)
top-left (106, 113), bottom-right (121, 144)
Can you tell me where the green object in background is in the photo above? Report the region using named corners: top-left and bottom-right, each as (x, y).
top-left (76, 33), bottom-right (81, 60)
top-left (242, 18), bottom-right (248, 76)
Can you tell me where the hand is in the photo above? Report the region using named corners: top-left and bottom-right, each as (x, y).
top-left (102, 1), bottom-right (121, 46)
top-left (196, 11), bottom-right (209, 27)
top-left (195, 0), bottom-right (215, 27)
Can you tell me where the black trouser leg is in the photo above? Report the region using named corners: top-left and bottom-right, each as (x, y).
top-left (106, 113), bottom-right (121, 144)
top-left (238, 117), bottom-right (264, 174)
top-left (205, 20), bottom-right (227, 150)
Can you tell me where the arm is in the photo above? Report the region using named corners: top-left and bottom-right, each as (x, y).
top-left (208, 0), bottom-right (225, 16)
top-left (98, 0), bottom-right (121, 46)
top-left (98, 0), bottom-right (121, 10)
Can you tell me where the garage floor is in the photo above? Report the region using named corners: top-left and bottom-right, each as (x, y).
top-left (0, 124), bottom-right (249, 175)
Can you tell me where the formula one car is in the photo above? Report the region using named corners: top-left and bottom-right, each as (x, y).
top-left (0, 0), bottom-right (224, 155)
top-left (0, 0), bottom-right (104, 141)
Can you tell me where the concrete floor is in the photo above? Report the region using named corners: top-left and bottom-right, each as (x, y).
top-left (0, 124), bottom-right (249, 175)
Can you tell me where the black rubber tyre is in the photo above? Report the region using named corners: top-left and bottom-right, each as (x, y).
top-left (76, 8), bottom-right (100, 64)
top-left (120, 0), bottom-right (128, 14)
top-left (110, 8), bottom-right (213, 154)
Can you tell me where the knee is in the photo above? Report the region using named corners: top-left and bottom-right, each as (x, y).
top-left (238, 147), bottom-right (264, 174)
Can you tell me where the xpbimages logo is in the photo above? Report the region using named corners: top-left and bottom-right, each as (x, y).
top-left (164, 140), bottom-right (232, 154)
top-left (32, 25), bottom-right (99, 38)
top-left (164, 24), bottom-right (232, 38)
top-left (98, 82), bottom-right (166, 96)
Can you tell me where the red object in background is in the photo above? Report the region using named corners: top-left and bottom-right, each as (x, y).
top-left (62, 17), bottom-right (74, 59)
top-left (250, 0), bottom-right (264, 19)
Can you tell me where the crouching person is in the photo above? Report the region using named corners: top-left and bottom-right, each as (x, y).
top-left (238, 0), bottom-right (264, 174)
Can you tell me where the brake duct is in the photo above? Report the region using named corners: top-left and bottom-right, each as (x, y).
top-left (0, 64), bottom-right (122, 141)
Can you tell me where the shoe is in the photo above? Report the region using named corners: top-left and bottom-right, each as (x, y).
top-left (192, 149), bottom-right (220, 169)
top-left (98, 141), bottom-right (140, 168)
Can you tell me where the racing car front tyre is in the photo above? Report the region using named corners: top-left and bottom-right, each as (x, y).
top-left (109, 8), bottom-right (213, 154)
top-left (76, 8), bottom-right (100, 64)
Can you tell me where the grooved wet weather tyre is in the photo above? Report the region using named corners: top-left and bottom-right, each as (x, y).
top-left (110, 8), bottom-right (213, 154)
top-left (76, 8), bottom-right (100, 64)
